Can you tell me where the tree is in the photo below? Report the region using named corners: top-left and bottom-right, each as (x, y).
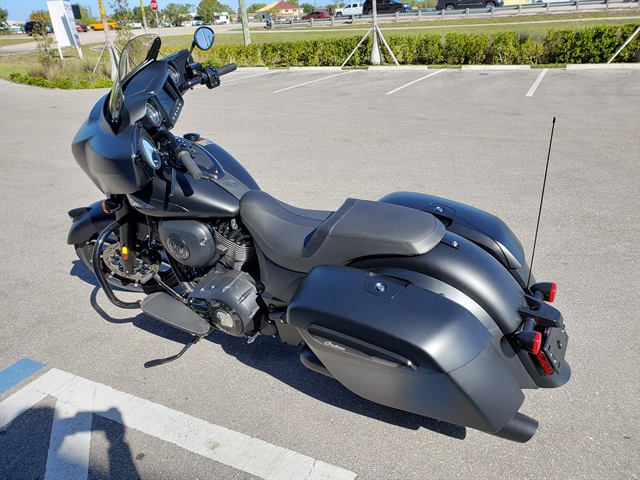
top-left (133, 6), bottom-right (158, 27)
top-left (300, 3), bottom-right (314, 14)
top-left (197, 0), bottom-right (234, 22)
top-left (110, 0), bottom-right (133, 22)
top-left (267, 6), bottom-right (281, 19)
top-left (29, 10), bottom-right (51, 23)
top-left (162, 3), bottom-right (189, 26)
top-left (246, 3), bottom-right (266, 13)
top-left (78, 5), bottom-right (97, 25)
top-left (0, 8), bottom-right (8, 27)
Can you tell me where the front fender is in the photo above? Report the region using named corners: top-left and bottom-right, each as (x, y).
top-left (67, 201), bottom-right (115, 245)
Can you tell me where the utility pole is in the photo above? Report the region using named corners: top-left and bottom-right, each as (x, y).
top-left (140, 0), bottom-right (149, 32)
top-left (238, 0), bottom-right (251, 46)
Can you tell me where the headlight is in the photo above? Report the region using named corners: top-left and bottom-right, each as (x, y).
top-left (146, 101), bottom-right (162, 127)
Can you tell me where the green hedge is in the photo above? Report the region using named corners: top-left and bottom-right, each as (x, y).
top-left (198, 24), bottom-right (639, 67)
top-left (9, 72), bottom-right (113, 89)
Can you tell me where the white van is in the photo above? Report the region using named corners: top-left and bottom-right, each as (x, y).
top-left (334, 2), bottom-right (363, 16)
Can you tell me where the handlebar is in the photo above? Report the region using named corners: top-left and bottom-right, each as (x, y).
top-left (176, 148), bottom-right (202, 180)
top-left (217, 63), bottom-right (237, 76)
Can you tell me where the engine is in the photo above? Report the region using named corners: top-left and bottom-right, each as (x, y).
top-left (158, 218), bottom-right (260, 337)
top-left (159, 218), bottom-right (255, 270)
top-left (188, 268), bottom-right (260, 336)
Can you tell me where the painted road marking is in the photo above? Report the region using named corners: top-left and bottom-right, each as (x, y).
top-left (225, 71), bottom-right (280, 83)
top-left (0, 368), bottom-right (357, 480)
top-left (386, 70), bottom-right (445, 95)
top-left (274, 71), bottom-right (355, 93)
top-left (0, 358), bottom-right (45, 395)
top-left (526, 68), bottom-right (549, 97)
top-left (45, 401), bottom-right (92, 480)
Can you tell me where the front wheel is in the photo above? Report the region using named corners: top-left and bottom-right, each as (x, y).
top-left (336, 12), bottom-right (343, 16)
top-left (364, 8), bottom-right (372, 14)
top-left (445, 4), bottom-right (455, 10)
top-left (75, 235), bottom-right (178, 293)
top-left (396, 7), bottom-right (403, 12)
top-left (485, 1), bottom-right (495, 6)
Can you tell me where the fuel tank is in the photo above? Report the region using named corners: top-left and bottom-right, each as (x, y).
top-left (128, 138), bottom-right (259, 218)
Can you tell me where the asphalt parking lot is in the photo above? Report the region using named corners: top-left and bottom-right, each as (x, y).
top-left (0, 66), bottom-right (638, 479)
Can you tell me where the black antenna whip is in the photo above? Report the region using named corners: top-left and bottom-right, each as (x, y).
top-left (527, 117), bottom-right (556, 290)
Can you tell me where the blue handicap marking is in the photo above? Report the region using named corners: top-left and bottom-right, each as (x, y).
top-left (0, 358), bottom-right (45, 395)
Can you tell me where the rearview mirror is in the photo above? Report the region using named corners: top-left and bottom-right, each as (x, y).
top-left (193, 27), bottom-right (215, 51)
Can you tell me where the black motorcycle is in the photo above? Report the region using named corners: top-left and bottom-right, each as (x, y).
top-left (67, 28), bottom-right (570, 443)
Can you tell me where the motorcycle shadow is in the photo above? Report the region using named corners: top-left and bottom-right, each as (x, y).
top-left (74, 264), bottom-right (466, 441)
top-left (207, 332), bottom-right (467, 441)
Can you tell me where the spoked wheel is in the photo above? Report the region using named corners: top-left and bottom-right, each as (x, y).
top-left (445, 4), bottom-right (455, 10)
top-left (75, 234), bottom-right (178, 293)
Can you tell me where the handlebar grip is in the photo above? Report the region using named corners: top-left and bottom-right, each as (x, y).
top-left (217, 63), bottom-right (237, 76)
top-left (176, 149), bottom-right (202, 180)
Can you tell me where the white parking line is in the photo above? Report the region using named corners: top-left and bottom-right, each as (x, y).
top-left (44, 401), bottom-right (92, 480)
top-left (385, 69), bottom-right (446, 95)
top-left (526, 68), bottom-right (549, 97)
top-left (274, 71), bottom-right (355, 93)
top-left (225, 71), bottom-right (280, 83)
top-left (0, 369), bottom-right (357, 480)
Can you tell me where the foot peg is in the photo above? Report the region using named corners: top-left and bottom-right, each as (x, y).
top-left (141, 292), bottom-right (213, 368)
top-left (141, 292), bottom-right (210, 336)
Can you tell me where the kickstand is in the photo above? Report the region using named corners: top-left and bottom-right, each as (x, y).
top-left (144, 329), bottom-right (212, 368)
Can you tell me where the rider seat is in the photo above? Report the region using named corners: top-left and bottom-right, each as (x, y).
top-left (239, 191), bottom-right (445, 273)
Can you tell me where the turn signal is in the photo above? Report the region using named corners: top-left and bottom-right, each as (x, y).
top-left (531, 282), bottom-right (557, 303)
top-left (121, 245), bottom-right (129, 261)
top-left (515, 330), bottom-right (542, 355)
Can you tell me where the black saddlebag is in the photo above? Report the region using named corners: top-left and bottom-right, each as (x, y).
top-left (288, 265), bottom-right (525, 432)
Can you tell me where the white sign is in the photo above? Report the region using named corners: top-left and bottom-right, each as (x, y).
top-left (47, 0), bottom-right (83, 59)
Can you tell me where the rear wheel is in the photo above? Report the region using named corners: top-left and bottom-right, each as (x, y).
top-left (75, 234), bottom-right (178, 293)
top-left (336, 12), bottom-right (343, 16)
top-left (445, 4), bottom-right (455, 10)
top-left (485, 1), bottom-right (495, 6)
top-left (364, 8), bottom-right (372, 14)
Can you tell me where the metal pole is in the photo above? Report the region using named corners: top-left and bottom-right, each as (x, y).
top-left (607, 25), bottom-right (640, 63)
top-left (371, 0), bottom-right (381, 64)
top-left (155, 9), bottom-right (161, 35)
top-left (98, 0), bottom-right (118, 81)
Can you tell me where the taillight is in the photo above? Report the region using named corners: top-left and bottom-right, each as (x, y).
top-left (535, 350), bottom-right (554, 375)
top-left (514, 318), bottom-right (542, 354)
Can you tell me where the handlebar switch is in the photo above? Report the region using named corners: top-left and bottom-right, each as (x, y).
top-left (186, 62), bottom-right (203, 79)
top-left (203, 66), bottom-right (220, 89)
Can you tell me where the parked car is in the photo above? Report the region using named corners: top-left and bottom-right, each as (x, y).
top-left (302, 11), bottom-right (331, 19)
top-left (131, 22), bottom-right (143, 29)
top-left (435, 0), bottom-right (503, 9)
top-left (76, 23), bottom-right (88, 32)
top-left (362, 0), bottom-right (412, 14)
top-left (334, 2), bottom-right (363, 16)
top-left (22, 21), bottom-right (53, 35)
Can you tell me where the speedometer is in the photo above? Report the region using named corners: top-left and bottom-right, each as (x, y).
top-left (167, 63), bottom-right (181, 87)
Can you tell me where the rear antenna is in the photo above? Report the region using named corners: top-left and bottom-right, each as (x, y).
top-left (527, 117), bottom-right (556, 290)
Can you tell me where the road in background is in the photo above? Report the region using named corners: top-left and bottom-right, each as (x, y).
top-left (0, 67), bottom-right (638, 479)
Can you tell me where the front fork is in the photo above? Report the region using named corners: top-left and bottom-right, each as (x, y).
top-left (117, 202), bottom-right (137, 277)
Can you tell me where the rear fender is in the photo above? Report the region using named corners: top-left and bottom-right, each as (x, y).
top-left (379, 192), bottom-right (533, 288)
top-left (67, 201), bottom-right (115, 245)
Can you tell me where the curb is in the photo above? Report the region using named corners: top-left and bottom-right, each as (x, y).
top-left (288, 66), bottom-right (343, 72)
top-left (565, 63), bottom-right (640, 70)
top-left (368, 65), bottom-right (430, 71)
top-left (461, 65), bottom-right (530, 70)
top-left (235, 67), bottom-right (270, 72)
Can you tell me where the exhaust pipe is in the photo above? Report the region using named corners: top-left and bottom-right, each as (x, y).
top-left (486, 412), bottom-right (538, 443)
top-left (300, 347), bottom-right (334, 379)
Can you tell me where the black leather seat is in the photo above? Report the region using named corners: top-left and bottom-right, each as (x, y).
top-left (240, 191), bottom-right (445, 273)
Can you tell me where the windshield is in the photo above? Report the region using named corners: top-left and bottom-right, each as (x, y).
top-left (119, 34), bottom-right (159, 81)
top-left (108, 34), bottom-right (160, 124)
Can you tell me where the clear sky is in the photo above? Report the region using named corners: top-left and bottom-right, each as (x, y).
top-left (1, 0), bottom-right (259, 23)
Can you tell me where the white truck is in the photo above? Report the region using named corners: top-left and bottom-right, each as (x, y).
top-left (214, 12), bottom-right (230, 24)
top-left (334, 2), bottom-right (363, 16)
